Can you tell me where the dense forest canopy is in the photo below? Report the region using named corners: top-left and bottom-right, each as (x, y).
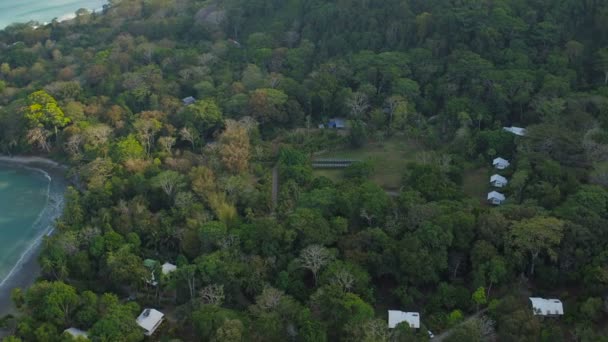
top-left (1, 0), bottom-right (608, 341)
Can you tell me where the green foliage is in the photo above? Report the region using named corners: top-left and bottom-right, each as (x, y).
top-left (5, 0), bottom-right (608, 340)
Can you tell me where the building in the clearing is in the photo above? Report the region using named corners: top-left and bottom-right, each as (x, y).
top-left (136, 308), bottom-right (165, 336)
top-left (503, 126), bottom-right (527, 136)
top-left (529, 297), bottom-right (564, 316)
top-left (182, 96), bottom-right (196, 106)
top-left (64, 327), bottom-right (88, 339)
top-left (487, 191), bottom-right (506, 205)
top-left (493, 157), bottom-right (510, 170)
top-left (490, 174), bottom-right (508, 188)
top-left (388, 310), bottom-right (420, 329)
top-left (328, 118), bottom-right (346, 129)
top-left (162, 262), bottom-right (177, 275)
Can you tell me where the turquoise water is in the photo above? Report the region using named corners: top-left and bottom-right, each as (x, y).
top-left (0, 163), bottom-right (61, 286)
top-left (0, 0), bottom-right (107, 29)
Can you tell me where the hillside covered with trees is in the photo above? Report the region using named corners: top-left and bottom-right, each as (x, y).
top-left (1, 0), bottom-right (608, 341)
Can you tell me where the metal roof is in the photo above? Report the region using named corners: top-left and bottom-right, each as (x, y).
top-left (388, 310), bottom-right (420, 329)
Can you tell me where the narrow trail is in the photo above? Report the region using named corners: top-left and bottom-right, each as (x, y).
top-left (433, 308), bottom-right (489, 341)
top-left (272, 165), bottom-right (279, 210)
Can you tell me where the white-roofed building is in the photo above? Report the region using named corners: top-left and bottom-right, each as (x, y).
top-left (388, 310), bottom-right (420, 329)
top-left (162, 262), bottom-right (177, 275)
top-left (182, 96), bottom-right (196, 106)
top-left (487, 191), bottom-right (506, 205)
top-left (490, 174), bottom-right (508, 188)
top-left (529, 297), bottom-right (564, 316)
top-left (136, 308), bottom-right (165, 336)
top-left (64, 327), bottom-right (88, 339)
top-left (493, 157), bottom-right (510, 170)
top-left (503, 126), bottom-right (527, 136)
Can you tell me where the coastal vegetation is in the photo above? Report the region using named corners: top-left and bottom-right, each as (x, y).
top-left (0, 0), bottom-right (608, 341)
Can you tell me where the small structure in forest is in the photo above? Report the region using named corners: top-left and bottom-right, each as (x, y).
top-left (328, 118), bottom-right (346, 129)
top-left (490, 174), bottom-right (508, 188)
top-left (529, 297), bottom-right (564, 316)
top-left (388, 310), bottom-right (420, 329)
top-left (492, 157), bottom-right (510, 170)
top-left (64, 327), bottom-right (88, 339)
top-left (503, 126), bottom-right (527, 136)
top-left (487, 191), bottom-right (506, 205)
top-left (182, 96), bottom-right (196, 106)
top-left (162, 262), bottom-right (177, 275)
top-left (136, 308), bottom-right (165, 336)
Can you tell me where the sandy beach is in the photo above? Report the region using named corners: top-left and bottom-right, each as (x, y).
top-left (0, 156), bottom-right (67, 317)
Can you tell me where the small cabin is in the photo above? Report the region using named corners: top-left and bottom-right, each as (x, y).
top-left (182, 96), bottom-right (196, 106)
top-left (503, 126), bottom-right (527, 136)
top-left (529, 297), bottom-right (564, 317)
top-left (487, 191), bottom-right (506, 205)
top-left (137, 308), bottom-right (165, 336)
top-left (490, 174), bottom-right (508, 188)
top-left (388, 310), bottom-right (420, 329)
top-left (492, 157), bottom-right (510, 170)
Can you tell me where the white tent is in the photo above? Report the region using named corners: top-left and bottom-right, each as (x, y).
top-left (493, 157), bottom-right (510, 170)
top-left (64, 328), bottom-right (88, 339)
top-left (162, 262), bottom-right (177, 275)
top-left (529, 297), bottom-right (564, 316)
top-left (487, 191), bottom-right (506, 205)
top-left (136, 308), bottom-right (164, 336)
top-left (388, 310), bottom-right (420, 329)
top-left (490, 174), bottom-right (508, 187)
top-left (503, 126), bottom-right (527, 136)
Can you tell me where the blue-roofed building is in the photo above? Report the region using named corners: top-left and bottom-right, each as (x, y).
top-left (328, 118), bottom-right (346, 129)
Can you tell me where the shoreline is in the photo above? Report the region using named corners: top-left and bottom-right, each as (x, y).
top-left (0, 156), bottom-right (68, 317)
top-left (0, 155), bottom-right (67, 170)
top-left (0, 1), bottom-right (108, 30)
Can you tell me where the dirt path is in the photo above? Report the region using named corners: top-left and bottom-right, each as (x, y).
top-left (272, 165), bottom-right (279, 210)
top-left (432, 308), bottom-right (488, 341)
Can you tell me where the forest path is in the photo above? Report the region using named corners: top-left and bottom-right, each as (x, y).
top-left (433, 308), bottom-right (488, 341)
top-left (272, 165), bottom-right (279, 210)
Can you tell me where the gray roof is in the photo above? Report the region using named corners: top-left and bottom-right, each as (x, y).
top-left (487, 191), bottom-right (506, 201)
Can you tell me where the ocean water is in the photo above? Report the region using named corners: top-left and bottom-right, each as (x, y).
top-left (0, 163), bottom-right (64, 287)
top-left (0, 0), bottom-right (107, 29)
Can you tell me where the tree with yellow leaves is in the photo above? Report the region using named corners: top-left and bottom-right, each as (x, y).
top-left (219, 119), bottom-right (251, 174)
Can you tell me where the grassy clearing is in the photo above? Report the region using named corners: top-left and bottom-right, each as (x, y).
top-left (313, 136), bottom-right (423, 190)
top-left (462, 167), bottom-right (489, 204)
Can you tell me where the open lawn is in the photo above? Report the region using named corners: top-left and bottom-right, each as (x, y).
top-left (463, 167), bottom-right (489, 205)
top-left (313, 136), bottom-right (423, 190)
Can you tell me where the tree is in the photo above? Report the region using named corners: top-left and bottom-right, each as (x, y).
top-left (133, 117), bottom-right (161, 156)
top-left (89, 296), bottom-right (143, 342)
top-left (248, 88), bottom-right (289, 124)
top-left (219, 119), bottom-right (251, 173)
top-left (346, 91), bottom-right (369, 119)
top-left (384, 95), bottom-right (409, 134)
top-left (180, 99), bottom-right (223, 136)
top-left (299, 245), bottom-right (333, 286)
top-left (23, 90), bottom-right (71, 137)
top-left (26, 127), bottom-right (51, 151)
top-left (157, 136), bottom-right (176, 155)
top-left (200, 284), bottom-right (225, 306)
top-left (596, 48), bottom-right (608, 85)
top-left (472, 287), bottom-right (487, 311)
top-left (152, 170), bottom-right (185, 198)
top-left (24, 281), bottom-right (79, 326)
top-left (508, 216), bottom-right (565, 275)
